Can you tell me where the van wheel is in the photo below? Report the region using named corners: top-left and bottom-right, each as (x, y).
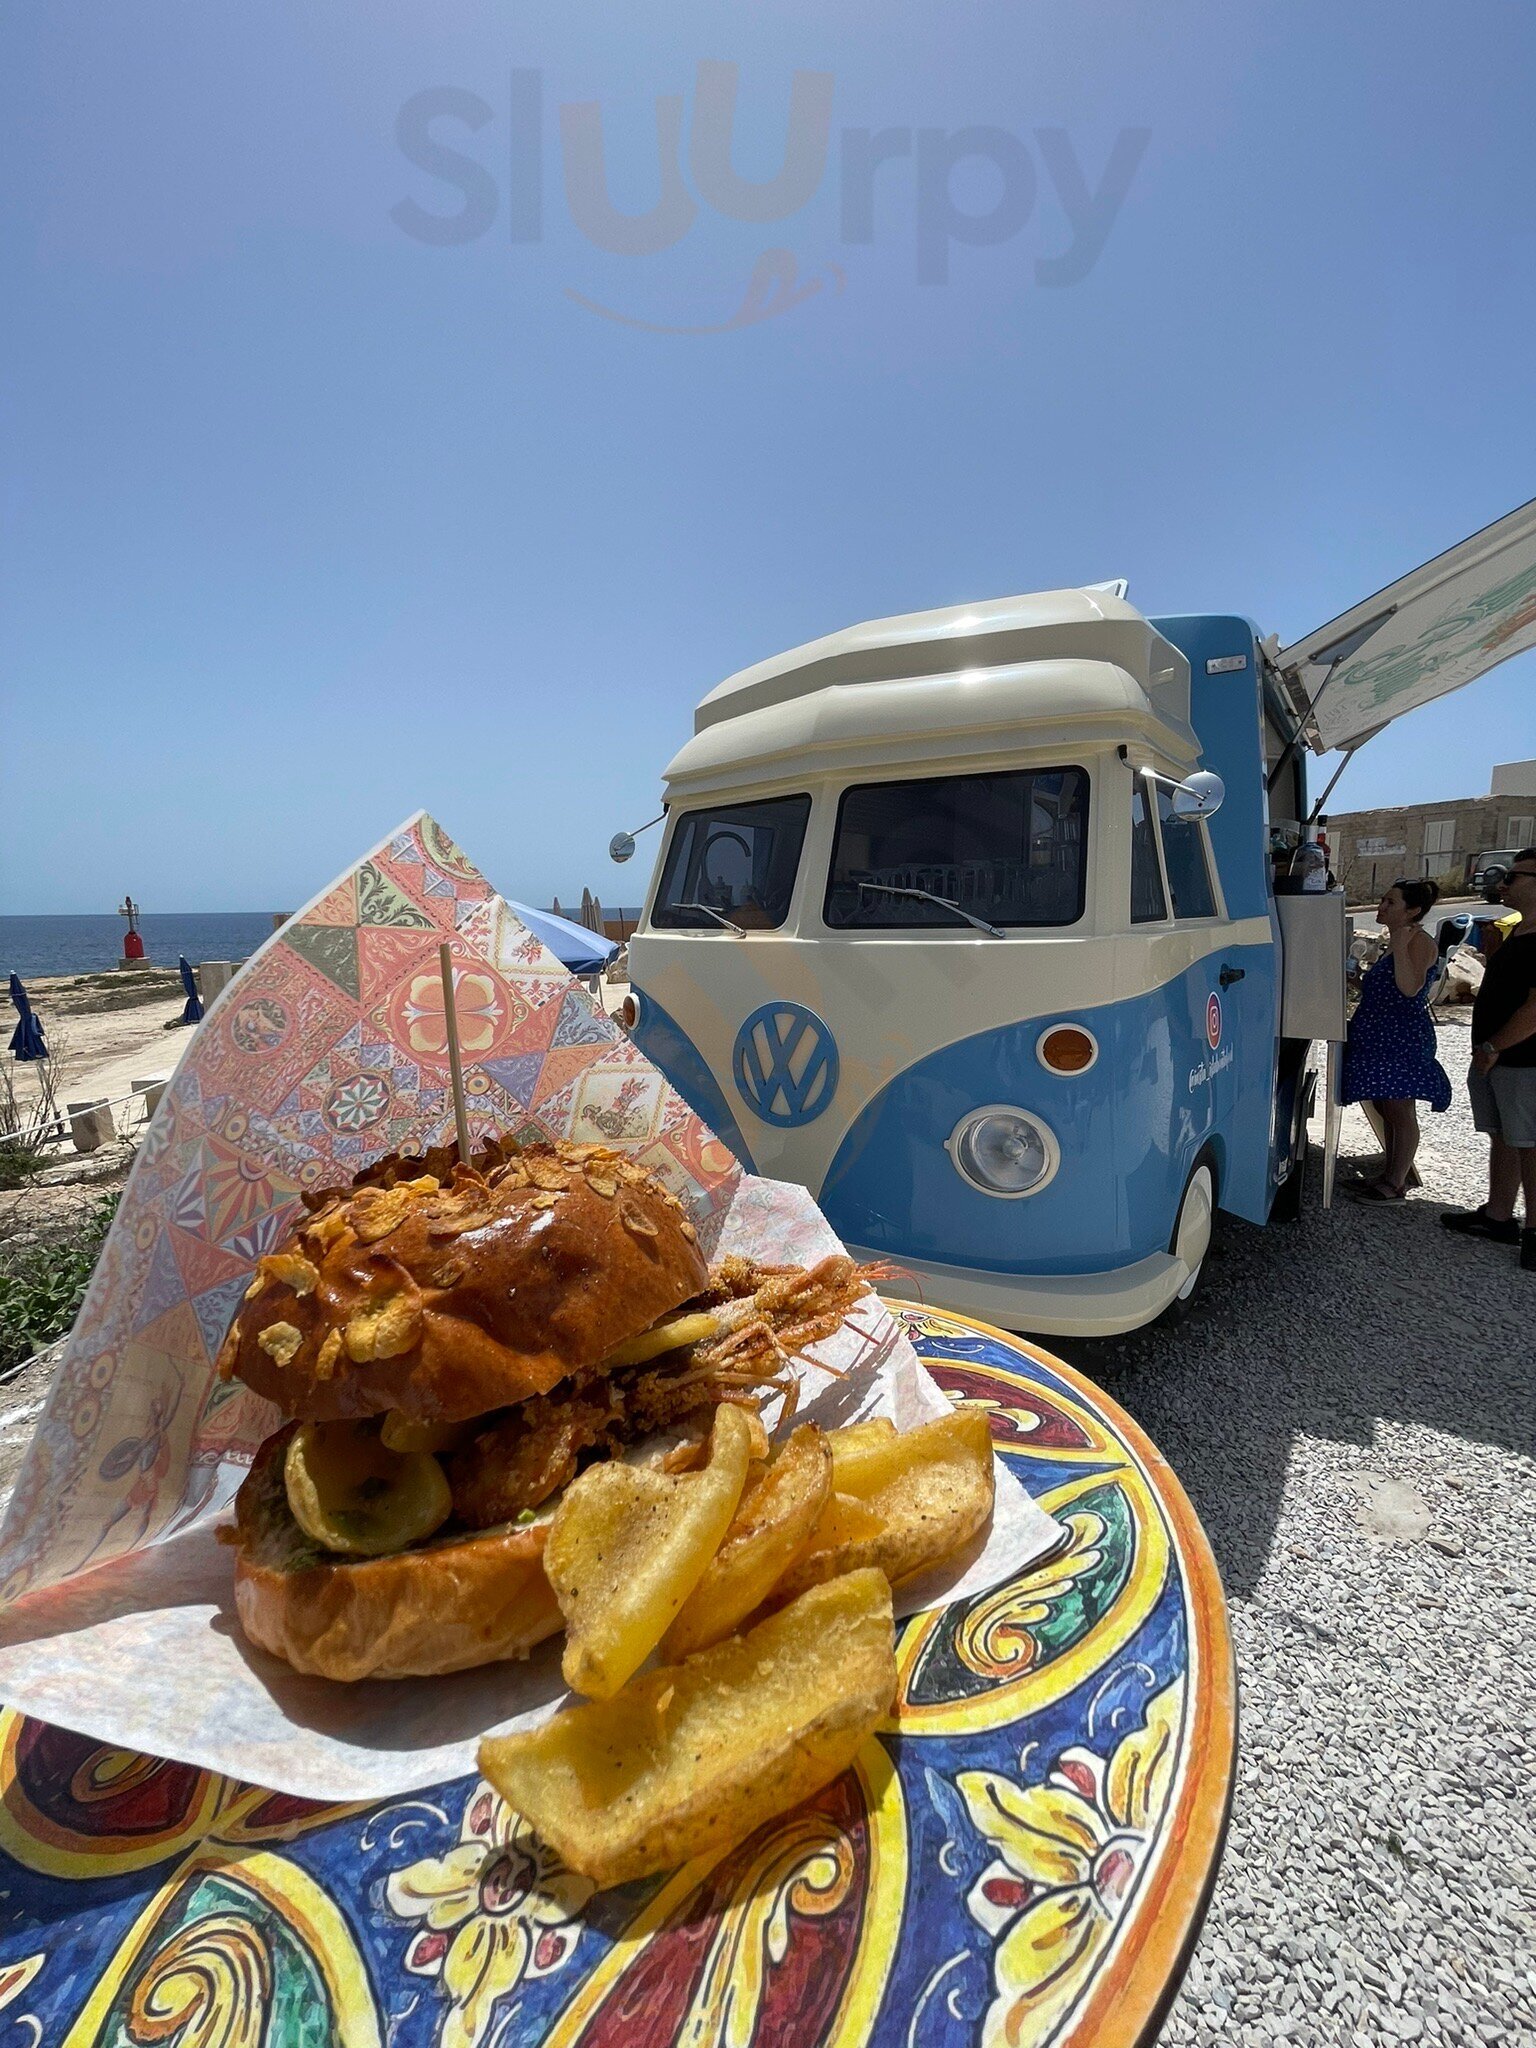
top-left (1156, 1163), bottom-right (1215, 1327)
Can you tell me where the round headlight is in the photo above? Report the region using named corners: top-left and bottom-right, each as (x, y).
top-left (946, 1105), bottom-right (1060, 1199)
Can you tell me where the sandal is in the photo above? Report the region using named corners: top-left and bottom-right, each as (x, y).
top-left (1351, 1179), bottom-right (1406, 1202)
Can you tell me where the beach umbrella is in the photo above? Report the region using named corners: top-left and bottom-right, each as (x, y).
top-left (7, 974), bottom-right (48, 1061)
top-left (178, 957), bottom-right (205, 1025)
top-left (508, 901), bottom-right (619, 976)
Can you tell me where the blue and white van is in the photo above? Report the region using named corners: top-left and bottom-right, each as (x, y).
top-left (620, 502), bottom-right (1536, 1335)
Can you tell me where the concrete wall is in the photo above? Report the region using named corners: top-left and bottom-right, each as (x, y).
top-left (1327, 792), bottom-right (1536, 903)
top-left (1491, 758), bottom-right (1536, 799)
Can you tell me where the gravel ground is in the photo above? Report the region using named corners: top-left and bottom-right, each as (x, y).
top-left (1058, 1017), bottom-right (1536, 2048)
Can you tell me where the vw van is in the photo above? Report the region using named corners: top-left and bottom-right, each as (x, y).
top-left (620, 500), bottom-right (1536, 1335)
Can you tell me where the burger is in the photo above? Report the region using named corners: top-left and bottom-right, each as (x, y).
top-left (218, 1135), bottom-right (863, 1681)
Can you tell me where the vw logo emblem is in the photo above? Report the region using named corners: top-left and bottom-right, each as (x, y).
top-left (1206, 992), bottom-right (1223, 1050)
top-left (733, 1002), bottom-right (840, 1128)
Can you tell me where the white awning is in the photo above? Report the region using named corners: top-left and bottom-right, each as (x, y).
top-left (1274, 497), bottom-right (1536, 753)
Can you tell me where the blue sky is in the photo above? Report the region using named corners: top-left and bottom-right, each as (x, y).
top-left (3, 1), bottom-right (1533, 914)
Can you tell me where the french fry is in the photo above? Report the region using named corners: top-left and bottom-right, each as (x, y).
top-left (545, 1401), bottom-right (751, 1699)
top-left (826, 1416), bottom-right (898, 1494)
top-left (479, 1569), bottom-right (896, 1887)
top-left (804, 1488), bottom-right (887, 1557)
top-left (661, 1426), bottom-right (832, 1659)
top-left (775, 1406), bottom-right (995, 1601)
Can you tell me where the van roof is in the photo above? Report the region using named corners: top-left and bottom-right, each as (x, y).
top-left (664, 586), bottom-right (1197, 793)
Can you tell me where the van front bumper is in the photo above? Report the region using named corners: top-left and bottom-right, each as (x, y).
top-left (845, 1244), bottom-right (1192, 1339)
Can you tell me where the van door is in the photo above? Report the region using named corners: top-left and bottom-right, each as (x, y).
top-left (1153, 784), bottom-right (1236, 1133)
top-left (1274, 497), bottom-right (1536, 753)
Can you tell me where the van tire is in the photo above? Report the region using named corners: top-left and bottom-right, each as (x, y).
top-left (1156, 1161), bottom-right (1216, 1328)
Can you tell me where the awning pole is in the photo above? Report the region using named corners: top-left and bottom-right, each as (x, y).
top-left (1266, 605), bottom-right (1397, 795)
top-left (1306, 748), bottom-right (1358, 827)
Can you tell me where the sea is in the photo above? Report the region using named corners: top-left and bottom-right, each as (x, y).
top-left (2, 906), bottom-right (647, 979)
top-left (2, 914), bottom-right (281, 979)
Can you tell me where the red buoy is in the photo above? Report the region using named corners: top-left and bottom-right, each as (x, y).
top-left (118, 894), bottom-right (147, 964)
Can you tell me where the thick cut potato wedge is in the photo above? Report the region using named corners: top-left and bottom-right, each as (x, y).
top-left (479, 1568), bottom-right (896, 1887)
top-left (826, 1417), bottom-right (898, 1494)
top-left (661, 1426), bottom-right (833, 1659)
top-left (545, 1402), bottom-right (752, 1700)
top-left (775, 1406), bottom-right (995, 1601)
top-left (799, 1488), bottom-right (886, 1558)
top-left (761, 1491), bottom-right (884, 1609)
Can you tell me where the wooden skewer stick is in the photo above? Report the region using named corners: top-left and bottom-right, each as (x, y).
top-left (438, 941), bottom-right (473, 1167)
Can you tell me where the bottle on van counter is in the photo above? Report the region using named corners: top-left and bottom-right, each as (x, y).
top-left (1292, 839), bottom-right (1329, 892)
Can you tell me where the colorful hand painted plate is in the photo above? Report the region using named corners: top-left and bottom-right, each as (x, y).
top-left (0, 1307), bottom-right (1234, 2048)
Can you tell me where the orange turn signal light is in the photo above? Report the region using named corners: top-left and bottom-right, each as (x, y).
top-left (1039, 1026), bottom-right (1096, 1074)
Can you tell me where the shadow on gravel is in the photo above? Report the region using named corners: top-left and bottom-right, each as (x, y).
top-left (1043, 1141), bottom-right (1536, 1601)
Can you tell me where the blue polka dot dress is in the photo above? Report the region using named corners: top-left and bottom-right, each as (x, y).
top-left (1341, 949), bottom-right (1452, 1110)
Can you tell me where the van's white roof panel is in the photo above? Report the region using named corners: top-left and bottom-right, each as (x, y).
top-left (665, 656), bottom-right (1198, 791)
top-left (681, 586), bottom-right (1193, 787)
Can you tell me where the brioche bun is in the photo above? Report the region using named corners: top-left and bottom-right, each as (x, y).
top-left (231, 1427), bottom-right (561, 1680)
top-left (232, 1534), bottom-right (561, 1682)
top-left (220, 1139), bottom-right (708, 1425)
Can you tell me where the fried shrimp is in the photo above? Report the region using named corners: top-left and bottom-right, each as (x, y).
top-left (444, 1255), bottom-right (872, 1528)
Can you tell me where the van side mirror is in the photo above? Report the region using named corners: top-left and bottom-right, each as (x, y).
top-left (1171, 771), bottom-right (1225, 819)
top-left (608, 811), bottom-right (667, 865)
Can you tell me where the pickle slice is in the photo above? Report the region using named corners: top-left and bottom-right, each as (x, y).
top-left (284, 1419), bottom-right (452, 1557)
top-left (379, 1412), bottom-right (471, 1455)
top-left (599, 1311), bottom-right (721, 1370)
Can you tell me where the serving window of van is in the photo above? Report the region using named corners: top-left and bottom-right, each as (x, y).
top-left (824, 767), bottom-right (1089, 930)
top-left (651, 795), bottom-right (811, 931)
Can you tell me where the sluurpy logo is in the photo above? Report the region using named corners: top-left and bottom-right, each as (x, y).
top-left (392, 65), bottom-right (1150, 332)
top-left (733, 1002), bottom-right (840, 1127)
top-left (1206, 991), bottom-right (1222, 1051)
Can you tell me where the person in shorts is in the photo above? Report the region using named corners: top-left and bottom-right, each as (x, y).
top-left (1441, 847), bottom-right (1536, 1270)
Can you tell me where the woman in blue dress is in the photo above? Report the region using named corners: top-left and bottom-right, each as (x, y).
top-left (1343, 877), bottom-right (1451, 1200)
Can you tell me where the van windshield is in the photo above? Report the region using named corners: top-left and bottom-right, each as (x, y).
top-left (652, 795), bottom-right (811, 931)
top-left (825, 767), bottom-right (1089, 930)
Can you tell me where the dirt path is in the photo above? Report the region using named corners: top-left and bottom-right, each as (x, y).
top-left (12, 979), bottom-right (195, 1124)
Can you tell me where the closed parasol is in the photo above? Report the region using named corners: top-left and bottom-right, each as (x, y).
top-left (177, 957), bottom-right (205, 1024)
top-left (7, 974), bottom-right (48, 1061)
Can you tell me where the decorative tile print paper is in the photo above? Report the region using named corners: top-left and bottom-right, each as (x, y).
top-left (0, 815), bottom-right (1060, 1799)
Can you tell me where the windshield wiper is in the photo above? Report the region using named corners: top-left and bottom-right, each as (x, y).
top-left (680, 901), bottom-right (746, 936)
top-left (857, 881), bottom-right (1005, 938)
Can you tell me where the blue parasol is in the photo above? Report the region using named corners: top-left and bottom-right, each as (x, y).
top-left (508, 901), bottom-right (619, 976)
top-left (178, 956), bottom-right (205, 1024)
top-left (7, 974), bottom-right (48, 1061)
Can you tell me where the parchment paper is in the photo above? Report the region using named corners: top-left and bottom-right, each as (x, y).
top-left (0, 815), bottom-right (1061, 1800)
